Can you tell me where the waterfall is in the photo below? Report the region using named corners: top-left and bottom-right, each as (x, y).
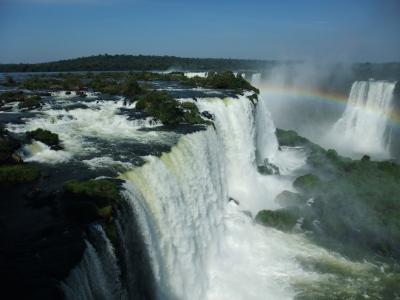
top-left (328, 80), bottom-right (396, 158)
top-left (121, 128), bottom-right (227, 300)
top-left (255, 95), bottom-right (280, 165)
top-left (196, 95), bottom-right (291, 214)
top-left (62, 95), bottom-right (305, 300)
top-left (251, 73), bottom-right (262, 86)
top-left (62, 225), bottom-right (124, 300)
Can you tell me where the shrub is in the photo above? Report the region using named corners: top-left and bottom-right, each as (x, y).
top-left (293, 174), bottom-right (321, 194)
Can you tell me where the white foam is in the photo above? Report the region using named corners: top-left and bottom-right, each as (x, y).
top-left (21, 140), bottom-right (72, 164)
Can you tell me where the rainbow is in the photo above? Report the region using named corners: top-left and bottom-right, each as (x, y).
top-left (257, 83), bottom-right (400, 125)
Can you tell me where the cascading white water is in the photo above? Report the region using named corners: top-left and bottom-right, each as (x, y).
top-left (196, 95), bottom-right (296, 214)
top-left (251, 73), bottom-right (262, 86)
top-left (327, 80), bottom-right (396, 158)
top-left (121, 128), bottom-right (227, 300)
top-left (62, 225), bottom-right (124, 300)
top-left (57, 91), bottom-right (368, 300)
top-left (184, 72), bottom-right (208, 78)
top-left (255, 95), bottom-right (280, 165)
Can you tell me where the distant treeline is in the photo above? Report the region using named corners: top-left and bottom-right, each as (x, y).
top-left (0, 54), bottom-right (399, 83)
top-left (0, 54), bottom-right (276, 72)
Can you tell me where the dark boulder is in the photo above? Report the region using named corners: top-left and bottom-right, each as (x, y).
top-left (201, 111), bottom-right (214, 120)
top-left (76, 90), bottom-right (87, 98)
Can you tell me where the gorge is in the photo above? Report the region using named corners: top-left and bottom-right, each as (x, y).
top-left (0, 69), bottom-right (399, 300)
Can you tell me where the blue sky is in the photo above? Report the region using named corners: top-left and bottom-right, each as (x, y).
top-left (0, 0), bottom-right (399, 63)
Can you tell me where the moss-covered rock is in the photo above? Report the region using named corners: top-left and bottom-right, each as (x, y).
top-left (255, 209), bottom-right (298, 231)
top-left (26, 128), bottom-right (61, 149)
top-left (0, 164), bottom-right (40, 186)
top-left (293, 174), bottom-right (322, 194)
top-left (18, 95), bottom-right (43, 110)
top-left (64, 179), bottom-right (120, 205)
top-left (135, 92), bottom-right (208, 125)
top-left (63, 179), bottom-right (121, 224)
top-left (0, 91), bottom-right (26, 104)
top-left (275, 128), bottom-right (311, 147)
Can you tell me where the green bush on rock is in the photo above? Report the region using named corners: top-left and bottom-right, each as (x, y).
top-left (135, 91), bottom-right (209, 125)
top-left (293, 174), bottom-right (322, 194)
top-left (255, 209), bottom-right (298, 231)
top-left (26, 128), bottom-right (61, 149)
top-left (64, 179), bottom-right (120, 205)
top-left (121, 77), bottom-right (144, 100)
top-left (63, 179), bottom-right (121, 224)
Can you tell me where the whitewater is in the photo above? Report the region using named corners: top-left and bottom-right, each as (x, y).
top-left (5, 77), bottom-right (383, 299)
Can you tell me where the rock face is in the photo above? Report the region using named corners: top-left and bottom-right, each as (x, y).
top-left (0, 127), bottom-right (22, 164)
top-left (257, 159), bottom-right (280, 175)
top-left (62, 179), bottom-right (122, 224)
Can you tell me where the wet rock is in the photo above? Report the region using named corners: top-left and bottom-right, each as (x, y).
top-left (26, 129), bottom-right (62, 150)
top-left (201, 111), bottom-right (214, 120)
top-left (0, 128), bottom-right (22, 164)
top-left (257, 159), bottom-right (280, 175)
top-left (18, 95), bottom-right (43, 110)
top-left (229, 197), bottom-right (239, 205)
top-left (255, 209), bottom-right (298, 231)
top-left (76, 90), bottom-right (87, 98)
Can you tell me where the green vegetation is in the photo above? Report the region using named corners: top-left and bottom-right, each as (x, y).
top-left (135, 91), bottom-right (209, 125)
top-left (275, 128), bottom-right (310, 147)
top-left (18, 95), bottom-right (43, 109)
top-left (293, 174), bottom-right (322, 194)
top-left (0, 164), bottom-right (40, 186)
top-left (179, 71), bottom-right (259, 94)
top-left (273, 128), bottom-right (400, 259)
top-left (0, 54), bottom-right (272, 72)
top-left (121, 77), bottom-right (144, 99)
top-left (255, 209), bottom-right (298, 231)
top-left (26, 128), bottom-right (61, 149)
top-left (0, 91), bottom-right (26, 105)
top-left (0, 91), bottom-right (44, 110)
top-left (63, 179), bottom-right (121, 224)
